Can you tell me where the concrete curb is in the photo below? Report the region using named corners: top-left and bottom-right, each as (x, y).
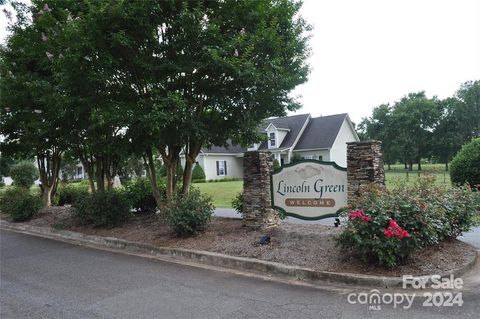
top-left (1, 220), bottom-right (477, 289)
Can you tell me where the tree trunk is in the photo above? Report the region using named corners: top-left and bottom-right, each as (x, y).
top-left (104, 155), bottom-right (119, 190)
top-left (387, 162), bottom-right (391, 170)
top-left (445, 162), bottom-right (448, 171)
top-left (417, 160), bottom-right (422, 171)
top-left (182, 159), bottom-right (194, 194)
top-left (78, 152), bottom-right (96, 193)
top-left (408, 160), bottom-right (413, 171)
top-left (158, 144), bottom-right (182, 201)
top-left (95, 156), bottom-right (105, 192)
top-left (165, 163), bottom-right (176, 199)
top-left (36, 149), bottom-right (62, 207)
top-left (143, 148), bottom-right (162, 209)
top-left (42, 185), bottom-right (53, 207)
top-left (182, 140), bottom-right (202, 194)
top-left (404, 161), bottom-right (408, 170)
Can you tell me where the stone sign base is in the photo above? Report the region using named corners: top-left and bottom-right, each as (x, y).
top-left (243, 151), bottom-right (280, 229)
top-left (347, 140), bottom-right (385, 204)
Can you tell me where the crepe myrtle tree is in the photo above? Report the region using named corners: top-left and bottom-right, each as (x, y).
top-left (48, 0), bottom-right (130, 193)
top-left (91, 0), bottom-right (311, 201)
top-left (0, 1), bottom-right (68, 206)
top-left (176, 0), bottom-right (311, 194)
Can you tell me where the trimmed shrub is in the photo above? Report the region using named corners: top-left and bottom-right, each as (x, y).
top-left (165, 189), bottom-right (214, 236)
top-left (54, 184), bottom-right (89, 206)
top-left (273, 159), bottom-right (280, 172)
top-left (192, 164), bottom-right (206, 182)
top-left (206, 177), bottom-right (241, 183)
top-left (0, 187), bottom-right (42, 221)
top-left (9, 162), bottom-right (38, 188)
top-left (124, 177), bottom-right (157, 212)
top-left (73, 190), bottom-right (133, 227)
top-left (442, 186), bottom-right (479, 238)
top-left (450, 138), bottom-right (480, 188)
top-left (336, 176), bottom-right (480, 267)
top-left (231, 192), bottom-right (244, 217)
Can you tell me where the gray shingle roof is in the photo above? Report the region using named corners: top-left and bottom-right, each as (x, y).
top-left (258, 114), bottom-right (310, 150)
top-left (201, 113), bottom-right (349, 154)
top-left (294, 113), bottom-right (347, 150)
top-left (202, 143), bottom-right (246, 154)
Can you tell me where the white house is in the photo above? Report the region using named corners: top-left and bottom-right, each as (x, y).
top-left (182, 113), bottom-right (359, 181)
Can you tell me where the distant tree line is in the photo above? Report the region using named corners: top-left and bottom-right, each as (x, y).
top-left (358, 81), bottom-right (480, 171)
top-left (0, 0), bottom-right (310, 207)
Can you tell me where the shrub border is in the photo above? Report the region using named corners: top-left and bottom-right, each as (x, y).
top-left (0, 219), bottom-right (477, 289)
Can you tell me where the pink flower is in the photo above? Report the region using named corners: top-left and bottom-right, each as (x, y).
top-left (384, 219), bottom-right (410, 239)
top-left (348, 209), bottom-right (371, 223)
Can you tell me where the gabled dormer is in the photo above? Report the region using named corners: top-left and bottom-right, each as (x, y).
top-left (264, 123), bottom-right (290, 149)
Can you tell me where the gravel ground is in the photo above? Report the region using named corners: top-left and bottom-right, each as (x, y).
top-left (7, 206), bottom-right (477, 277)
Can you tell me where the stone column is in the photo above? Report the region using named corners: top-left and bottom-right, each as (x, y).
top-left (347, 140), bottom-right (385, 204)
top-left (243, 151), bottom-right (280, 229)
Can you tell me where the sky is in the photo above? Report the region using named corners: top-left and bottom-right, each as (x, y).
top-left (294, 0), bottom-right (480, 123)
top-left (1, 0), bottom-right (479, 123)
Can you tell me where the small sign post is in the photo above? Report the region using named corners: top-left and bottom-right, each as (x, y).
top-left (270, 160), bottom-right (347, 220)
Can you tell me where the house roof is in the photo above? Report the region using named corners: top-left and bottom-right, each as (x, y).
top-left (201, 143), bottom-right (246, 154)
top-left (294, 113), bottom-right (348, 150)
top-left (201, 113), bottom-right (350, 154)
top-left (258, 113), bottom-right (310, 150)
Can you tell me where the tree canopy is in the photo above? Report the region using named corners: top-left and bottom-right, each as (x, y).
top-left (359, 81), bottom-right (480, 170)
top-left (1, 0), bottom-right (311, 208)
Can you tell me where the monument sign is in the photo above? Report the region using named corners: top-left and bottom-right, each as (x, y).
top-left (270, 160), bottom-right (347, 220)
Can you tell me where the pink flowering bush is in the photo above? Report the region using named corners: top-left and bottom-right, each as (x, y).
top-left (383, 219), bottom-right (410, 239)
top-left (336, 176), bottom-right (479, 267)
top-left (337, 207), bottom-right (416, 267)
top-left (348, 209), bottom-right (371, 222)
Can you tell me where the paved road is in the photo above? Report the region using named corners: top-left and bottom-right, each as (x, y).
top-left (1, 230), bottom-right (479, 319)
top-left (459, 226), bottom-right (480, 249)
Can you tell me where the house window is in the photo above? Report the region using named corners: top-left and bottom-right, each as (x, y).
top-left (302, 155), bottom-right (323, 161)
top-left (77, 166), bottom-right (83, 177)
top-left (216, 160), bottom-right (227, 176)
top-left (269, 132), bottom-right (276, 147)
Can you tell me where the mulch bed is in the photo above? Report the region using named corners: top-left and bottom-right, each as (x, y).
top-left (4, 206), bottom-right (477, 277)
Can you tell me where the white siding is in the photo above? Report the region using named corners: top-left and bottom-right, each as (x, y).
top-left (186, 154), bottom-right (243, 181)
top-left (292, 150), bottom-right (330, 162)
top-left (329, 118), bottom-right (359, 168)
top-left (276, 129), bottom-right (288, 147)
top-left (205, 155), bottom-right (243, 180)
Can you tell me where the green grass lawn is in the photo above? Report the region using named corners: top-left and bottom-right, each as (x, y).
top-left (385, 171), bottom-right (451, 188)
top-left (384, 163), bottom-right (451, 188)
top-left (0, 165), bottom-right (451, 210)
top-left (194, 167), bottom-right (452, 208)
top-left (387, 163), bottom-right (449, 172)
top-left (193, 181), bottom-right (242, 208)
